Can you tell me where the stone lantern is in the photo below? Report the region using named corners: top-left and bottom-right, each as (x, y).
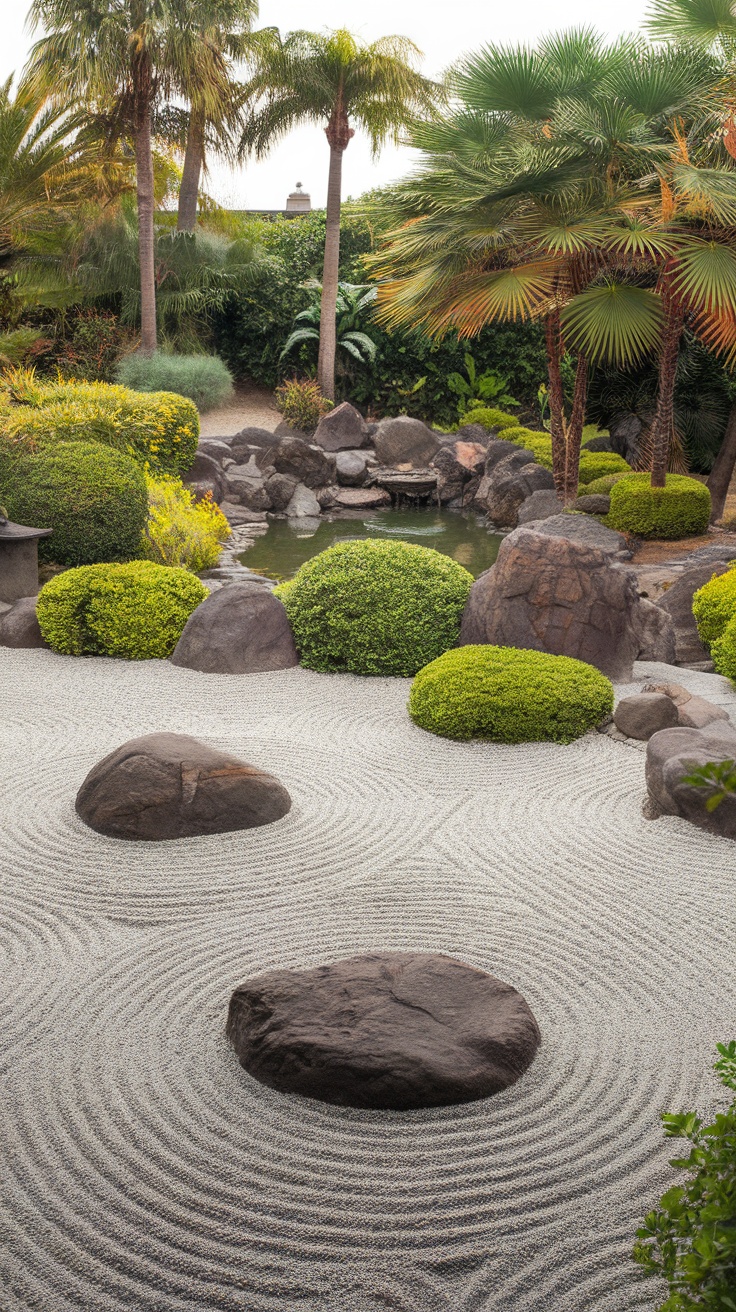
top-left (285, 182), bottom-right (311, 214)
top-left (0, 510), bottom-right (51, 605)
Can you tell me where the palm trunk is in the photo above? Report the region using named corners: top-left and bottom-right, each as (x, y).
top-left (563, 352), bottom-right (588, 506)
top-left (318, 143), bottom-right (343, 399)
top-left (650, 283), bottom-right (683, 489)
top-left (707, 401), bottom-right (736, 522)
top-left (544, 309), bottom-right (567, 499)
top-left (133, 54), bottom-right (157, 356)
top-left (178, 103), bottom-right (205, 233)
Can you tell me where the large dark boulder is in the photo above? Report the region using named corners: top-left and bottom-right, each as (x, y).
top-left (264, 471), bottom-right (299, 511)
top-left (431, 440), bottom-right (486, 503)
top-left (517, 489), bottom-right (563, 524)
top-left (184, 451), bottom-right (227, 503)
top-left (170, 583), bottom-right (298, 674)
top-left (614, 693), bottom-right (679, 740)
top-left (484, 458), bottom-right (556, 528)
top-left (525, 512), bottom-right (630, 558)
top-left (272, 436), bottom-right (336, 488)
top-left (313, 402), bottom-right (369, 451)
top-left (76, 732), bottom-right (291, 840)
top-left (225, 463), bottom-right (273, 511)
top-left (197, 439), bottom-right (234, 467)
top-left (645, 721), bottom-right (736, 839)
top-left (657, 560), bottom-right (733, 664)
top-left (0, 595), bottom-right (47, 649)
top-left (459, 523), bottom-right (674, 680)
top-left (373, 416), bottom-right (440, 469)
top-left (227, 951), bottom-right (541, 1110)
top-left (335, 449), bottom-right (370, 487)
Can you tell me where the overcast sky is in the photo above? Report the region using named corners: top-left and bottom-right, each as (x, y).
top-left (5, 0), bottom-right (649, 209)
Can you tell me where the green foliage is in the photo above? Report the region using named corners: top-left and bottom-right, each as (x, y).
top-left (0, 327), bottom-right (49, 368)
top-left (682, 759), bottom-right (736, 810)
top-left (142, 475), bottom-right (230, 571)
top-left (275, 376), bottom-right (333, 432)
top-left (578, 451), bottom-right (633, 484)
top-left (0, 376), bottom-right (198, 475)
top-left (408, 645), bottom-right (614, 743)
top-left (0, 439), bottom-right (147, 565)
top-left (275, 538), bottom-right (473, 676)
top-left (633, 1041), bottom-right (736, 1312)
top-left (36, 560), bottom-right (207, 658)
top-left (693, 568), bottom-right (736, 648)
top-left (52, 310), bottom-right (131, 382)
top-left (712, 614), bottom-right (736, 681)
top-left (608, 473), bottom-right (711, 538)
top-left (280, 282), bottom-right (378, 369)
top-left (115, 351), bottom-right (234, 412)
top-left (463, 406), bottom-right (524, 431)
top-left (446, 353), bottom-right (520, 417)
top-left (502, 426), bottom-right (554, 466)
top-left (582, 472), bottom-right (633, 495)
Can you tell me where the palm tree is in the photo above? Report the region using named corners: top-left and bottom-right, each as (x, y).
top-left (240, 27), bottom-right (439, 399)
top-left (280, 282), bottom-right (378, 370)
top-left (26, 0), bottom-right (231, 354)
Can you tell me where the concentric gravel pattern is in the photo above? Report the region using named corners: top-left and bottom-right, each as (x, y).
top-left (1, 650), bottom-right (735, 1312)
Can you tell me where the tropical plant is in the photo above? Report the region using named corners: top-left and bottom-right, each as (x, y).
top-left (240, 27), bottom-right (439, 399)
top-left (683, 758), bottom-right (736, 808)
top-left (274, 376), bottom-right (332, 431)
top-left (142, 474), bottom-right (230, 569)
top-left (116, 350), bottom-right (234, 410)
top-left (446, 353), bottom-right (520, 418)
top-left (280, 281), bottom-right (378, 369)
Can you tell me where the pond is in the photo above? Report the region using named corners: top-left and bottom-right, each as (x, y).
top-left (238, 509), bottom-right (504, 582)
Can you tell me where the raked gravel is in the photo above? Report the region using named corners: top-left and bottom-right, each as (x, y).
top-left (1, 650), bottom-right (735, 1312)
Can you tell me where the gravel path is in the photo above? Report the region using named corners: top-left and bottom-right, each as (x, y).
top-left (199, 385), bottom-right (280, 438)
top-left (1, 652), bottom-right (735, 1312)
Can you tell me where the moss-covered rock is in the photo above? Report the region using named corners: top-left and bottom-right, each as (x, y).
top-left (608, 473), bottom-right (711, 539)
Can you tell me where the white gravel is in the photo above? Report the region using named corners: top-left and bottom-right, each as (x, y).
top-left (1, 650), bottom-right (735, 1312)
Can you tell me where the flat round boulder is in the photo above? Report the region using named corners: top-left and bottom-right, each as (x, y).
top-left (170, 583), bottom-right (298, 674)
top-left (76, 732), bottom-right (291, 840)
top-left (227, 951), bottom-right (540, 1109)
top-left (614, 692), bottom-right (679, 740)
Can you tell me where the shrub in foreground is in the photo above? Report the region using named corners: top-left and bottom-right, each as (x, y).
top-left (692, 567), bottom-right (736, 648)
top-left (115, 351), bottom-right (234, 412)
top-left (275, 538), bottom-right (473, 676)
top-left (0, 441), bottom-right (147, 565)
top-left (408, 645), bottom-right (614, 743)
top-left (608, 473), bottom-right (711, 539)
top-left (711, 613), bottom-right (736, 680)
top-left (142, 475), bottom-right (230, 571)
top-left (37, 561), bottom-right (207, 658)
top-left (633, 1041), bottom-right (736, 1311)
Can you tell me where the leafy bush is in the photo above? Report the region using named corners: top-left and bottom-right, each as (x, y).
top-left (711, 613), bottom-right (736, 680)
top-left (142, 475), bottom-right (230, 571)
top-left (275, 538), bottom-right (473, 676)
top-left (53, 309), bottom-right (132, 382)
top-left (0, 376), bottom-right (198, 475)
top-left (275, 376), bottom-right (332, 432)
top-left (0, 440), bottom-right (147, 565)
top-left (633, 1041), bottom-right (736, 1310)
top-left (115, 351), bottom-right (234, 412)
top-left (581, 472), bottom-right (633, 496)
top-left (578, 451), bottom-right (632, 484)
top-left (462, 406), bottom-right (522, 432)
top-left (37, 560), bottom-right (207, 658)
top-left (693, 568), bottom-right (736, 648)
top-left (502, 426), bottom-right (554, 466)
top-left (608, 473), bottom-right (711, 539)
top-left (408, 645), bottom-right (614, 743)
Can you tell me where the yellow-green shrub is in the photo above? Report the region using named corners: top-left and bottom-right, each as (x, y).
top-left (37, 560), bottom-right (207, 658)
top-left (609, 474), bottom-right (711, 539)
top-left (502, 427), bottom-right (554, 466)
top-left (711, 613), bottom-right (736, 680)
top-left (463, 406), bottom-right (520, 432)
top-left (142, 476), bottom-right (230, 571)
top-left (578, 451), bottom-right (632, 484)
top-left (692, 567), bottom-right (736, 647)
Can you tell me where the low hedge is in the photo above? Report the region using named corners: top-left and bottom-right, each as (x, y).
top-left (502, 427), bottom-right (553, 467)
top-left (0, 377), bottom-right (198, 476)
top-left (0, 440), bottom-right (148, 565)
top-left (581, 472), bottom-right (633, 496)
top-left (462, 407), bottom-right (521, 431)
top-left (37, 560), bottom-right (207, 658)
top-left (275, 538), bottom-right (473, 676)
top-left (578, 452), bottom-right (631, 484)
top-left (408, 645), bottom-right (614, 743)
top-left (692, 567), bottom-right (736, 648)
top-left (711, 613), bottom-right (736, 680)
top-left (608, 473), bottom-right (711, 539)
top-left (115, 352), bottom-right (234, 412)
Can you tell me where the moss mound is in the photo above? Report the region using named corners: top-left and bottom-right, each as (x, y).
top-left (711, 613), bottom-right (736, 680)
top-left (37, 560), bottom-right (207, 658)
top-left (408, 645), bottom-right (614, 743)
top-left (0, 440), bottom-right (147, 565)
top-left (462, 407), bottom-right (520, 431)
top-left (692, 567), bottom-right (736, 648)
top-left (581, 472), bottom-right (633, 496)
top-left (577, 452), bottom-right (632, 485)
top-left (501, 427), bottom-right (553, 467)
top-left (608, 473), bottom-right (711, 539)
top-left (275, 538), bottom-right (473, 676)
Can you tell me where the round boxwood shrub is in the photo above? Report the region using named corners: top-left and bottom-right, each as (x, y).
top-left (711, 613), bottom-right (736, 680)
top-left (37, 560), bottom-right (207, 658)
top-left (692, 567), bottom-right (736, 647)
top-left (502, 427), bottom-right (553, 467)
top-left (274, 538), bottom-right (473, 676)
top-left (408, 645), bottom-right (614, 743)
top-left (577, 451), bottom-right (632, 484)
top-left (1, 440), bottom-right (147, 565)
top-left (607, 473), bottom-right (711, 538)
top-left (462, 406), bottom-right (520, 431)
top-left (580, 472), bottom-right (632, 496)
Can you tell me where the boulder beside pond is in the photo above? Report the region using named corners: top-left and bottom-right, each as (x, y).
top-left (373, 416), bottom-right (441, 469)
top-left (227, 951), bottom-right (541, 1110)
top-left (170, 583), bottom-right (298, 674)
top-left (313, 401), bottom-right (370, 451)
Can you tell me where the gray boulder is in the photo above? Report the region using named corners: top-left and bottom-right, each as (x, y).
top-left (170, 583), bottom-right (298, 674)
top-left (219, 501), bottom-right (268, 527)
top-left (272, 436), bottom-right (335, 488)
top-left (197, 439), bottom-right (234, 467)
top-left (316, 485), bottom-right (339, 509)
top-left (581, 436), bottom-right (615, 453)
top-left (333, 486), bottom-right (391, 510)
top-left (227, 951), bottom-right (540, 1110)
top-left (286, 483), bottom-right (321, 518)
top-left (645, 721), bottom-right (736, 839)
top-left (614, 693), bottom-right (679, 740)
top-left (431, 440), bottom-right (486, 504)
top-left (575, 493), bottom-right (611, 515)
top-left (527, 512), bottom-right (630, 559)
top-left (184, 451), bottom-right (227, 503)
top-left (485, 458), bottom-right (556, 528)
top-left (517, 489), bottom-right (563, 524)
top-left (313, 401), bottom-right (369, 451)
top-left (228, 427), bottom-right (279, 464)
top-left (264, 472), bottom-right (299, 511)
top-left (636, 598), bottom-right (677, 663)
top-left (335, 450), bottom-right (369, 487)
top-left (657, 561), bottom-right (733, 665)
top-left (373, 416), bottom-right (440, 469)
top-left (225, 463), bottom-right (273, 511)
top-left (0, 596), bottom-right (47, 649)
top-left (75, 732), bottom-right (292, 841)
top-left (608, 412), bottom-right (644, 464)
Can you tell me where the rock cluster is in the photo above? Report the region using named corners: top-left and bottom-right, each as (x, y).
top-left (645, 720), bottom-right (736, 840)
top-left (613, 681), bottom-right (729, 740)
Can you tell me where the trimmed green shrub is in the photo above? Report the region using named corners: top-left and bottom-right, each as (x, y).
top-left (580, 471), bottom-right (633, 496)
top-left (578, 451), bottom-right (632, 484)
top-left (408, 645), bottom-right (614, 743)
top-left (502, 426), bottom-right (554, 467)
top-left (0, 377), bottom-right (198, 475)
top-left (711, 613), bottom-right (736, 680)
top-left (37, 560), bottom-right (206, 658)
top-left (463, 406), bottom-right (521, 432)
top-left (0, 441), bottom-right (147, 565)
top-left (274, 538), bottom-right (473, 676)
top-left (115, 351), bottom-right (234, 412)
top-left (608, 473), bottom-right (711, 539)
top-left (693, 567), bottom-right (736, 648)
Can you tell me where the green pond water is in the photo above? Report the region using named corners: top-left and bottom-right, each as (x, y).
top-left (238, 509), bottom-right (504, 582)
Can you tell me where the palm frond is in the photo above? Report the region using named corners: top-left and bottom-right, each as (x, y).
top-left (561, 282), bottom-right (664, 365)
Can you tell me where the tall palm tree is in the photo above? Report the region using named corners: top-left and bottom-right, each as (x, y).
top-left (240, 28), bottom-right (439, 399)
top-left (26, 0), bottom-right (230, 354)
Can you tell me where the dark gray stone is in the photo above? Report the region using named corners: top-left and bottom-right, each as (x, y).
top-left (608, 412), bottom-right (644, 464)
top-left (526, 513), bottom-right (630, 558)
top-left (636, 598), bottom-right (677, 663)
top-left (645, 721), bottom-right (736, 839)
top-left (225, 465), bottom-right (273, 511)
top-left (335, 450), bottom-right (369, 486)
top-left (517, 489), bottom-right (564, 524)
top-left (485, 459), bottom-right (556, 528)
top-left (574, 493), bottom-right (611, 515)
top-left (373, 416), bottom-right (440, 469)
top-left (227, 951), bottom-right (541, 1110)
top-left (219, 501), bottom-right (268, 526)
top-left (272, 436), bottom-right (335, 489)
top-left (431, 440), bottom-right (486, 504)
top-left (75, 732), bottom-right (292, 840)
top-left (286, 483), bottom-right (321, 518)
top-left (657, 561), bottom-right (733, 665)
top-left (197, 439), bottom-right (234, 466)
top-left (265, 472), bottom-right (299, 511)
top-left (313, 402), bottom-right (369, 451)
top-left (170, 583), bottom-right (298, 674)
top-left (0, 595), bottom-right (47, 648)
top-left (614, 693), bottom-right (679, 740)
top-left (581, 436), bottom-right (615, 453)
top-left (184, 451), bottom-right (227, 503)
top-left (0, 521), bottom-right (50, 604)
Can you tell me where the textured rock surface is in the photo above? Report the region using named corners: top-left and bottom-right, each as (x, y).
top-left (264, 471), bottom-right (298, 511)
top-left (272, 436), bottom-right (335, 489)
top-left (432, 441), bottom-right (487, 504)
top-left (373, 416), bottom-right (440, 469)
top-left (517, 489), bottom-right (564, 523)
top-left (635, 598), bottom-right (677, 664)
top-left (614, 693), bottom-right (679, 740)
top-left (335, 450), bottom-right (369, 486)
top-left (313, 402), bottom-right (368, 452)
top-left (286, 483), bottom-right (321, 518)
top-left (526, 513), bottom-right (630, 558)
top-left (225, 462), bottom-right (273, 510)
top-left (574, 494), bottom-right (611, 516)
top-left (460, 525), bottom-right (665, 679)
top-left (657, 561), bottom-right (732, 664)
top-left (170, 584), bottom-right (298, 674)
top-left (333, 486), bottom-right (392, 509)
top-left (0, 596), bottom-right (47, 649)
top-left (75, 732), bottom-right (292, 840)
top-left (484, 459), bottom-right (556, 528)
top-left (645, 720), bottom-right (736, 839)
top-left (227, 951), bottom-right (541, 1110)
top-left (183, 451), bottom-right (227, 503)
